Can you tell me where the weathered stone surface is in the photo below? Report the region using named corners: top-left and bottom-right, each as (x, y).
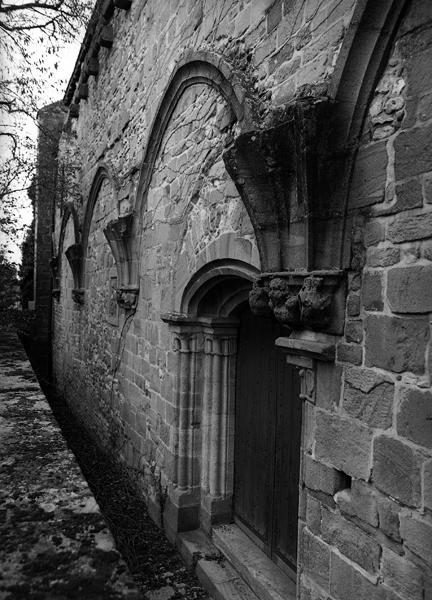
top-left (346, 293), bottom-right (360, 316)
top-left (424, 460), bottom-right (432, 512)
top-left (395, 123), bottom-right (432, 180)
top-left (329, 552), bottom-right (383, 600)
top-left (315, 410), bottom-right (372, 480)
top-left (377, 495), bottom-right (401, 542)
top-left (321, 509), bottom-right (381, 573)
top-left (388, 212), bottom-right (432, 243)
top-left (387, 264), bottom-right (432, 313)
top-left (362, 270), bottom-right (383, 311)
top-left (366, 246), bottom-right (400, 268)
top-left (364, 221), bottom-right (385, 247)
top-left (345, 320), bottom-right (363, 344)
top-left (375, 179), bottom-right (423, 215)
top-left (350, 141), bottom-right (387, 208)
top-left (343, 367), bottom-right (394, 428)
top-left (400, 512), bottom-right (432, 566)
top-left (397, 387), bottom-right (432, 449)
top-left (305, 494), bottom-right (322, 535)
top-left (334, 479), bottom-right (378, 527)
top-left (382, 547), bottom-right (423, 600)
top-left (304, 454), bottom-right (348, 496)
top-left (336, 343), bottom-right (363, 366)
top-left (365, 314), bottom-right (429, 373)
top-left (300, 528), bottom-right (330, 591)
top-left (373, 435), bottom-right (422, 506)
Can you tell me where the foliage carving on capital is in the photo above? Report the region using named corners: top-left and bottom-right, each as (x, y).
top-left (268, 277), bottom-right (301, 327)
top-left (249, 271), bottom-right (345, 334)
top-left (249, 279), bottom-right (272, 317)
top-left (115, 286), bottom-right (139, 311)
top-left (299, 276), bottom-right (333, 329)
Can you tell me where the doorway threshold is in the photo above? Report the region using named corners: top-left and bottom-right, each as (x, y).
top-left (213, 525), bottom-right (296, 600)
top-left (176, 525), bottom-right (296, 600)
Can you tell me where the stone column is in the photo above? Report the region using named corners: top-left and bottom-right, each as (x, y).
top-left (161, 318), bottom-right (203, 537)
top-left (201, 320), bottom-right (238, 531)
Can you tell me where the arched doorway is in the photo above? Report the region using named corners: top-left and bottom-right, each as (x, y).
top-left (234, 304), bottom-right (301, 573)
top-left (168, 260), bottom-right (302, 574)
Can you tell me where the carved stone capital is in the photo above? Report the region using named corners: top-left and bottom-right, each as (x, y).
top-left (72, 288), bottom-right (85, 304)
top-left (249, 279), bottom-right (272, 317)
top-left (115, 286), bottom-right (139, 310)
top-left (299, 275), bottom-right (333, 329)
top-left (250, 270), bottom-right (345, 334)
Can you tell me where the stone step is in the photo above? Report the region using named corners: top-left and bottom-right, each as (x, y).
top-left (177, 529), bottom-right (259, 600)
top-left (212, 524), bottom-right (296, 600)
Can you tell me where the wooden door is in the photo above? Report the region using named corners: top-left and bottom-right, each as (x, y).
top-left (234, 307), bottom-right (301, 571)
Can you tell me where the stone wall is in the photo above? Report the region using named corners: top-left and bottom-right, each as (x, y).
top-left (300, 4), bottom-right (432, 599)
top-left (48, 1), bottom-right (432, 598)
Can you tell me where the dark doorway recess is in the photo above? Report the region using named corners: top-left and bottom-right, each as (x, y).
top-left (234, 307), bottom-right (301, 573)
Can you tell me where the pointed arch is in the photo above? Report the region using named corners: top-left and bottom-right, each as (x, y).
top-left (133, 50), bottom-right (253, 223)
top-left (81, 163), bottom-right (118, 259)
top-left (57, 201), bottom-right (80, 258)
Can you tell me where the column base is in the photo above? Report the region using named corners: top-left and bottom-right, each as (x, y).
top-left (200, 494), bottom-right (233, 533)
top-left (163, 490), bottom-right (201, 541)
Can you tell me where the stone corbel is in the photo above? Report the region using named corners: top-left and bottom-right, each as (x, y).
top-left (103, 213), bottom-right (139, 310)
top-left (276, 334), bottom-right (335, 403)
top-left (250, 270), bottom-right (345, 335)
top-left (65, 243), bottom-right (84, 304)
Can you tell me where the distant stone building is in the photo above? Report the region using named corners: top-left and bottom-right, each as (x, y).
top-left (34, 0), bottom-right (432, 598)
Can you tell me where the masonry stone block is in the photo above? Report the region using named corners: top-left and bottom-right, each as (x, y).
top-left (336, 343), bottom-right (363, 366)
top-left (364, 221), bottom-right (385, 247)
top-left (362, 270), bottom-right (383, 311)
top-left (365, 314), bottom-right (429, 373)
top-left (388, 212), bottom-right (432, 243)
top-left (346, 293), bottom-right (360, 317)
top-left (350, 141), bottom-right (387, 208)
top-left (373, 435), bottom-right (422, 506)
top-left (387, 178), bottom-right (423, 214)
top-left (387, 264), bottom-right (432, 314)
top-left (400, 512), bottom-right (432, 566)
top-left (345, 320), bottom-right (363, 344)
top-left (424, 460), bottom-right (432, 511)
top-left (304, 454), bottom-right (348, 496)
top-left (300, 528), bottom-right (330, 591)
top-left (330, 552), bottom-right (383, 600)
top-left (377, 495), bottom-right (401, 542)
top-left (321, 508), bottom-right (380, 573)
top-left (343, 366), bottom-right (394, 429)
top-left (315, 410), bottom-right (372, 480)
top-left (366, 246), bottom-right (400, 268)
top-left (382, 547), bottom-right (424, 600)
top-left (267, 0), bottom-right (282, 32)
top-left (306, 494), bottom-right (322, 535)
top-left (397, 387), bottom-right (432, 449)
top-left (395, 123), bottom-right (432, 180)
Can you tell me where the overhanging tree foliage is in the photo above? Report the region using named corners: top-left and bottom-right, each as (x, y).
top-left (0, 0), bottom-right (93, 259)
